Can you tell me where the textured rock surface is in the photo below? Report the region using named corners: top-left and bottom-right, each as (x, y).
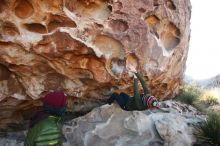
top-left (0, 0), bottom-right (191, 130)
top-left (0, 101), bottom-right (205, 146)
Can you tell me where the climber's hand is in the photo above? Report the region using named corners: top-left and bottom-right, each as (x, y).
top-left (127, 65), bottom-right (137, 73)
top-left (133, 73), bottom-right (137, 79)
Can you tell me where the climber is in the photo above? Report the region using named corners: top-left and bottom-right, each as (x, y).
top-left (107, 65), bottom-right (159, 111)
top-left (24, 91), bottom-right (68, 146)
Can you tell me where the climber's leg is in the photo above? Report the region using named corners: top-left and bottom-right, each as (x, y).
top-left (107, 92), bottom-right (118, 105)
top-left (115, 92), bottom-right (130, 110)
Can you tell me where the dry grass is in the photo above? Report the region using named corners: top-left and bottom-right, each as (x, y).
top-left (175, 84), bottom-right (202, 105)
top-left (176, 85), bottom-right (220, 112)
top-left (200, 88), bottom-right (220, 104)
top-left (194, 87), bottom-right (220, 113)
top-left (194, 113), bottom-right (220, 146)
top-left (176, 85), bottom-right (220, 145)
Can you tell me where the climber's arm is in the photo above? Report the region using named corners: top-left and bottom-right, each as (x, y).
top-left (133, 76), bottom-right (142, 109)
top-left (135, 72), bottom-right (150, 95)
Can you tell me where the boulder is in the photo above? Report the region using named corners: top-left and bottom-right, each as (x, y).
top-left (0, 101), bottom-right (205, 146)
top-left (0, 0), bottom-right (191, 130)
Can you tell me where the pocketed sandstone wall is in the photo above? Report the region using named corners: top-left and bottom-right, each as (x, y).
top-left (0, 0), bottom-right (191, 130)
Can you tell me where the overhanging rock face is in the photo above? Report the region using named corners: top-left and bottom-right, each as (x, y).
top-left (0, 0), bottom-right (191, 130)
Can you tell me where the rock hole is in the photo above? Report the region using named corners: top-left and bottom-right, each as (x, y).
top-left (0, 41), bottom-right (13, 46)
top-left (110, 58), bottom-right (125, 77)
top-left (149, 59), bottom-right (159, 67)
top-left (107, 4), bottom-right (112, 11)
top-left (14, 0), bottom-right (34, 19)
top-left (2, 21), bottom-right (20, 36)
top-left (138, 8), bottom-right (146, 13)
top-left (93, 35), bottom-right (125, 59)
top-left (74, 102), bottom-right (79, 105)
top-left (166, 22), bottom-right (181, 37)
top-left (65, 0), bottom-right (111, 20)
top-left (0, 64), bottom-right (11, 81)
top-left (154, 31), bottom-right (159, 38)
top-left (48, 20), bottom-right (64, 32)
top-left (24, 23), bottom-right (47, 34)
top-left (153, 0), bottom-right (160, 7)
top-left (34, 31), bottom-right (93, 56)
top-left (165, 0), bottom-right (176, 10)
top-left (145, 15), bottom-right (160, 28)
top-left (161, 83), bottom-right (168, 90)
top-left (94, 23), bottom-right (104, 28)
top-left (126, 53), bottom-right (138, 69)
top-left (161, 32), bottom-right (180, 51)
top-left (47, 15), bottom-right (76, 32)
top-left (161, 22), bottom-right (181, 51)
top-left (109, 19), bottom-right (128, 32)
top-left (145, 15), bottom-right (160, 38)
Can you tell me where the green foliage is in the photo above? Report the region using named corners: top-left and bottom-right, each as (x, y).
top-left (176, 84), bottom-right (202, 105)
top-left (194, 113), bottom-right (220, 146)
top-left (177, 91), bottom-right (197, 105)
top-left (206, 96), bottom-right (219, 105)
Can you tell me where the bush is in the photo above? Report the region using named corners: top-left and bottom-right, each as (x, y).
top-left (176, 85), bottom-right (202, 105)
top-left (206, 96), bottom-right (219, 105)
top-left (194, 113), bottom-right (220, 146)
top-left (177, 91), bottom-right (198, 105)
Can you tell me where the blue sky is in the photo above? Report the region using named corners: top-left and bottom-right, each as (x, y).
top-left (185, 0), bottom-right (220, 80)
